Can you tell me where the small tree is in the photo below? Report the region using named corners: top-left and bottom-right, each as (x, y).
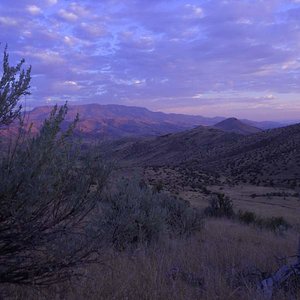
top-left (0, 45), bottom-right (31, 127)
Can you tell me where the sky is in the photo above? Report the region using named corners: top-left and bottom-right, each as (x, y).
top-left (0, 0), bottom-right (300, 121)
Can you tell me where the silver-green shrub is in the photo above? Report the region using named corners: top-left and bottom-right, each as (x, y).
top-left (100, 179), bottom-right (203, 250)
top-left (0, 104), bottom-right (110, 285)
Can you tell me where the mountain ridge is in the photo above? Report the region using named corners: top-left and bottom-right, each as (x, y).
top-left (1, 103), bottom-right (289, 140)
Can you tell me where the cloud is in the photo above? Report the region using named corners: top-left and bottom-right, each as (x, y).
top-left (184, 4), bottom-right (204, 18)
top-left (1, 0), bottom-right (300, 120)
top-left (75, 22), bottom-right (107, 39)
top-left (0, 16), bottom-right (18, 26)
top-left (26, 5), bottom-right (42, 15)
top-left (58, 9), bottom-right (78, 22)
top-left (47, 0), bottom-right (58, 5)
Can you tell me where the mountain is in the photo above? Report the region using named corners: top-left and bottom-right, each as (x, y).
top-left (242, 119), bottom-right (285, 130)
top-left (104, 122), bottom-right (300, 188)
top-left (28, 104), bottom-right (223, 127)
top-left (214, 118), bottom-right (263, 135)
top-left (0, 103), bottom-right (287, 140)
top-left (0, 104), bottom-right (225, 140)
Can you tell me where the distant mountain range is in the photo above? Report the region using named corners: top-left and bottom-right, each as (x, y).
top-left (27, 103), bottom-right (224, 137)
top-left (0, 103), bottom-right (290, 140)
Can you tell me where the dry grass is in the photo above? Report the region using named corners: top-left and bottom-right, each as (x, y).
top-left (176, 185), bottom-right (300, 233)
top-left (6, 219), bottom-right (299, 300)
top-left (144, 166), bottom-right (300, 229)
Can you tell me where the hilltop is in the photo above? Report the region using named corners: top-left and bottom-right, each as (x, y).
top-left (214, 118), bottom-right (263, 135)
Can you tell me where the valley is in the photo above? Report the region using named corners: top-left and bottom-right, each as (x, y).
top-left (2, 103), bottom-right (300, 299)
top-left (94, 110), bottom-right (300, 232)
top-left (3, 0), bottom-right (300, 297)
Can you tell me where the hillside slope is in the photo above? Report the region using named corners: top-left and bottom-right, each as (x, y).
top-left (103, 126), bottom-right (241, 165)
top-left (214, 118), bottom-right (263, 135)
top-left (105, 123), bottom-right (300, 187)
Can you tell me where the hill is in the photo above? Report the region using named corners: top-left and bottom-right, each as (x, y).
top-left (104, 125), bottom-right (239, 165)
top-left (214, 118), bottom-right (263, 135)
top-left (104, 123), bottom-right (300, 188)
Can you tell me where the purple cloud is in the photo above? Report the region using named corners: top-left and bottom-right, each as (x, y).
top-left (0, 0), bottom-right (300, 120)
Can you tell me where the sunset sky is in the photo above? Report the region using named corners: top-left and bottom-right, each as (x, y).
top-left (1, 0), bottom-right (300, 121)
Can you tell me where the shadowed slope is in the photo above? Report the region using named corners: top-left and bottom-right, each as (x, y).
top-left (214, 118), bottom-right (263, 135)
top-left (104, 123), bottom-right (300, 187)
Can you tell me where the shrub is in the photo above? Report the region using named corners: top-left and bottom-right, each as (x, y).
top-left (0, 46), bottom-right (31, 127)
top-left (204, 193), bottom-right (234, 218)
top-left (100, 180), bottom-right (166, 250)
top-left (99, 180), bottom-right (203, 250)
top-left (0, 104), bottom-right (110, 285)
top-left (0, 47), bottom-right (112, 285)
top-left (238, 210), bottom-right (257, 224)
top-left (238, 210), bottom-right (291, 232)
top-left (258, 216), bottom-right (291, 232)
top-left (153, 180), bottom-right (164, 193)
top-left (161, 195), bottom-right (203, 237)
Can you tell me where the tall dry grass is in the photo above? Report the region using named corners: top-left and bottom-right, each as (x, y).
top-left (5, 219), bottom-right (299, 300)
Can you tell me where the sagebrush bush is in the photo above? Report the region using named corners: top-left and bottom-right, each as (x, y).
top-left (237, 210), bottom-right (257, 224)
top-left (99, 179), bottom-right (203, 250)
top-left (238, 210), bottom-right (291, 232)
top-left (0, 46), bottom-right (31, 127)
top-left (160, 195), bottom-right (203, 237)
top-left (100, 180), bottom-right (166, 250)
top-left (0, 104), bottom-right (110, 285)
top-left (204, 193), bottom-right (234, 218)
top-left (257, 216), bottom-right (291, 232)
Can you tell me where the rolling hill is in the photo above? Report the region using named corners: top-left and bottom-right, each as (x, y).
top-left (104, 122), bottom-right (300, 188)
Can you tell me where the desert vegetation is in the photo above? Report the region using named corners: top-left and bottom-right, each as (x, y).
top-left (1, 49), bottom-right (300, 300)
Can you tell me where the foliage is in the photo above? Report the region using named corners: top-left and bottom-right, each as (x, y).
top-left (153, 180), bottom-right (164, 193)
top-left (237, 210), bottom-right (257, 225)
top-left (99, 179), bottom-right (203, 250)
top-left (0, 101), bottom-right (110, 285)
top-left (0, 45), bottom-right (31, 127)
top-left (204, 193), bottom-right (234, 218)
top-left (100, 179), bottom-right (166, 250)
top-left (238, 210), bottom-right (290, 232)
top-left (260, 216), bottom-right (290, 231)
top-left (160, 195), bottom-right (203, 237)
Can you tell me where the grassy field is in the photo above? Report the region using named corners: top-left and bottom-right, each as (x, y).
top-left (8, 219), bottom-right (299, 300)
top-left (181, 185), bottom-right (300, 229)
top-left (144, 166), bottom-right (300, 229)
top-left (4, 167), bottom-right (299, 299)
